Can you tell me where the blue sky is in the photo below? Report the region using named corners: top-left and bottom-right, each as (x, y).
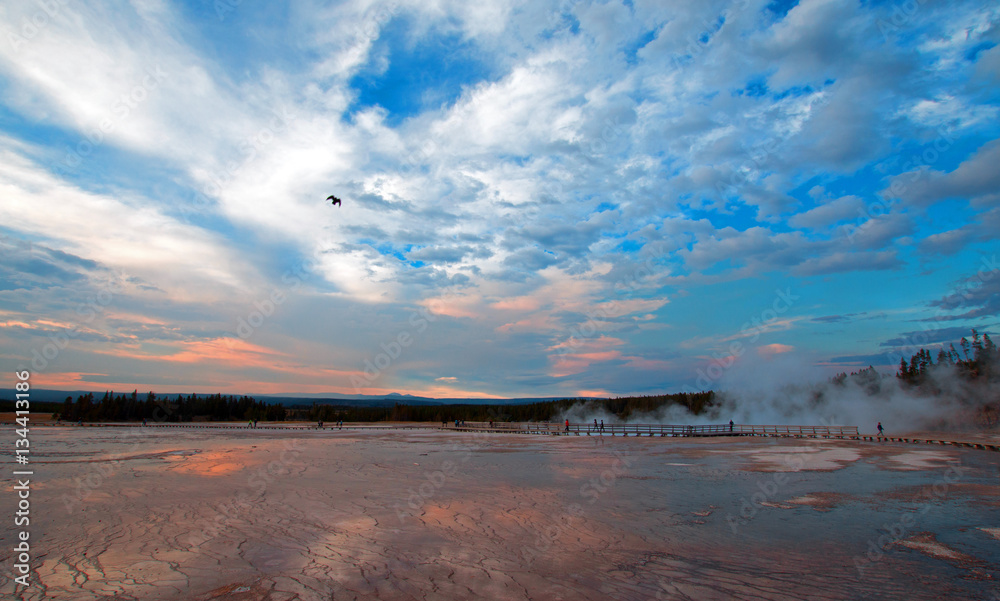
top-left (0, 0), bottom-right (997, 398)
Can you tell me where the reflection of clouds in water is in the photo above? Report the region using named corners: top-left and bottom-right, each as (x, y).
top-left (17, 428), bottom-right (1000, 600)
top-left (750, 447), bottom-right (861, 471)
top-left (164, 449), bottom-right (248, 476)
top-left (708, 444), bottom-right (862, 471)
top-left (885, 450), bottom-right (959, 471)
top-left (892, 533), bottom-right (977, 563)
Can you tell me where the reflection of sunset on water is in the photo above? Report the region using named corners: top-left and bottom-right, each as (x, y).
top-left (164, 449), bottom-right (245, 476)
top-left (5, 427), bottom-right (999, 600)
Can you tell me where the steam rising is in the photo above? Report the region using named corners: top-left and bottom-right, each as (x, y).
top-left (559, 351), bottom-right (998, 435)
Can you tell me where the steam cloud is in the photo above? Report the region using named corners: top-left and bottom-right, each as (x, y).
top-left (558, 351), bottom-right (998, 435)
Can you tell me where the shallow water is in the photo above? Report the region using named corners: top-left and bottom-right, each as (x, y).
top-left (1, 426), bottom-right (998, 600)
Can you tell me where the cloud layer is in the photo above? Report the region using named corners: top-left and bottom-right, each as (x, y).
top-left (0, 0), bottom-right (997, 400)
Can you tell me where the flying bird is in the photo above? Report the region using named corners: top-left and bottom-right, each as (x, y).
top-left (327, 195), bottom-right (342, 206)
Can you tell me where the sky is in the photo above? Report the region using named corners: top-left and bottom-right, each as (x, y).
top-left (0, 0), bottom-right (998, 400)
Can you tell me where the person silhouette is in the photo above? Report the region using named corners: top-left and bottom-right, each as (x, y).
top-left (877, 421), bottom-right (884, 438)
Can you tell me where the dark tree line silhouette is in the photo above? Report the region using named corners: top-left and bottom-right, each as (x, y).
top-left (2, 390), bottom-right (715, 424)
top-left (825, 329), bottom-right (999, 428)
top-left (825, 330), bottom-right (998, 391)
top-left (37, 391), bottom-right (287, 422)
top-left (896, 329), bottom-right (996, 385)
top-left (301, 391), bottom-right (716, 423)
top-left (830, 366), bottom-right (885, 395)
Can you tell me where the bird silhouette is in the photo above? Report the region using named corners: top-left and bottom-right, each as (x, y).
top-left (327, 195), bottom-right (342, 206)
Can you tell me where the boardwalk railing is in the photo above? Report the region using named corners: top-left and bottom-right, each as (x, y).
top-left (451, 422), bottom-right (860, 438)
top-left (14, 421), bottom-right (997, 450)
top-left (13, 421), bottom-right (855, 438)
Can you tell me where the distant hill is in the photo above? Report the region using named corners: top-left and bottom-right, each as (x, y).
top-left (9, 389), bottom-right (597, 408)
top-left (258, 392), bottom-right (595, 408)
top-left (6, 389), bottom-right (104, 404)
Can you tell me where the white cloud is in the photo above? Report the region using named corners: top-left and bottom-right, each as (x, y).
top-left (0, 139), bottom-right (253, 302)
top-left (789, 195), bottom-right (865, 229)
top-left (886, 139), bottom-right (1000, 209)
top-left (0, 0), bottom-right (996, 396)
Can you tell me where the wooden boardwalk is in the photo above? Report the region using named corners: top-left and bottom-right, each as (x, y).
top-left (448, 422), bottom-right (859, 438)
top-left (447, 422), bottom-right (1000, 451)
top-left (13, 421), bottom-right (1000, 452)
top-left (854, 434), bottom-right (1000, 452)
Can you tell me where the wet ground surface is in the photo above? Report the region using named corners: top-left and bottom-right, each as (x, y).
top-left (1, 426), bottom-right (998, 600)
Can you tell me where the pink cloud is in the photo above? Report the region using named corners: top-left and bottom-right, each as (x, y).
top-left (421, 294), bottom-right (482, 319)
top-left (757, 343), bottom-right (795, 356)
top-left (550, 350), bottom-right (623, 377)
top-left (490, 296), bottom-right (541, 311)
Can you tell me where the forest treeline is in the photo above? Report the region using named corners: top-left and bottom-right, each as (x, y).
top-left (2, 389), bottom-right (714, 424)
top-left (827, 329), bottom-right (998, 390)
top-left (304, 391), bottom-right (716, 423)
top-left (895, 329), bottom-right (995, 385)
top-left (824, 329), bottom-right (999, 427)
top-left (0, 391), bottom-right (287, 422)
